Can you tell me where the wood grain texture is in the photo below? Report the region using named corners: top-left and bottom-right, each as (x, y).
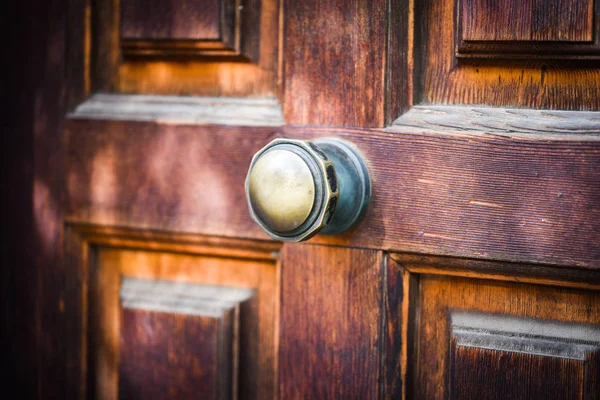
top-left (117, 277), bottom-right (253, 400)
top-left (450, 346), bottom-right (585, 400)
top-left (420, 0), bottom-right (600, 107)
top-left (391, 253), bottom-right (600, 290)
top-left (84, 0), bottom-right (277, 95)
top-left (70, 94), bottom-right (284, 126)
top-left (119, 309), bottom-right (228, 400)
top-left (66, 120), bottom-right (600, 268)
top-left (120, 0), bottom-right (222, 40)
top-left (382, 257), bottom-right (418, 400)
top-left (279, 244), bottom-right (383, 399)
top-left (413, 274), bottom-right (600, 399)
top-left (449, 311), bottom-right (600, 400)
top-left (119, 0), bottom-right (262, 60)
top-left (387, 0), bottom-right (415, 123)
top-left (283, 0), bottom-right (387, 127)
top-left (66, 226), bottom-right (280, 400)
top-left (389, 105), bottom-right (600, 139)
top-left (460, 0), bottom-right (594, 42)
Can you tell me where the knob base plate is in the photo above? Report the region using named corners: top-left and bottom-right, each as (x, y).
top-left (315, 139), bottom-right (371, 236)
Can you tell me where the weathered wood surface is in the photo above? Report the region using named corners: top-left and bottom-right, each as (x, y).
top-left (119, 308), bottom-right (227, 400)
top-left (118, 279), bottom-right (253, 400)
top-left (390, 105), bottom-right (600, 139)
top-left (83, 0), bottom-right (278, 96)
top-left (421, 0), bottom-right (600, 107)
top-left (413, 273), bottom-right (600, 399)
top-left (70, 227), bottom-right (280, 400)
top-left (283, 0), bottom-right (388, 127)
top-left (120, 0), bottom-right (221, 40)
top-left (460, 0), bottom-right (594, 42)
top-left (279, 244), bottom-right (383, 399)
top-left (71, 94), bottom-right (284, 126)
top-left (66, 119), bottom-right (600, 268)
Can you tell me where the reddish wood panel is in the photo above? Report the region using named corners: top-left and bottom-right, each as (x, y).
top-left (121, 0), bottom-right (221, 40)
top-left (460, 0), bottom-right (594, 42)
top-left (119, 308), bottom-right (227, 400)
top-left (66, 120), bottom-right (600, 268)
top-left (413, 274), bottom-right (600, 399)
top-left (448, 311), bottom-right (599, 399)
top-left (382, 258), bottom-right (417, 399)
top-left (279, 244), bottom-right (383, 399)
top-left (81, 0), bottom-right (276, 95)
top-left (77, 234), bottom-right (279, 400)
top-left (420, 0), bottom-right (600, 107)
top-left (283, 0), bottom-right (387, 127)
top-left (450, 346), bottom-right (584, 399)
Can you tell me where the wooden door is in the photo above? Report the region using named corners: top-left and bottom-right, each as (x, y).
top-left (6, 0), bottom-right (599, 399)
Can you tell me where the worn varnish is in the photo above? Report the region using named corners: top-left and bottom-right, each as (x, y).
top-left (279, 244), bottom-right (383, 399)
top-left (283, 0), bottom-right (387, 127)
top-left (460, 0), bottom-right (594, 42)
top-left (119, 309), bottom-right (225, 400)
top-left (412, 273), bottom-right (600, 399)
top-left (67, 227), bottom-right (280, 400)
top-left (121, 0), bottom-right (221, 40)
top-left (66, 120), bottom-right (600, 268)
top-left (420, 0), bottom-right (600, 107)
top-left (78, 0), bottom-right (278, 96)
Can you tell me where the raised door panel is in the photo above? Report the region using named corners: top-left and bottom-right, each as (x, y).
top-left (118, 278), bottom-right (253, 400)
top-left (419, 0), bottom-right (600, 109)
top-left (68, 0), bottom-right (277, 100)
top-left (412, 273), bottom-right (600, 399)
top-left (65, 227), bottom-right (280, 400)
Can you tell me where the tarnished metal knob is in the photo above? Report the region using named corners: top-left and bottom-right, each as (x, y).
top-left (245, 138), bottom-right (371, 242)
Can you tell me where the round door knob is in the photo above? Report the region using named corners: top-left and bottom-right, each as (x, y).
top-left (245, 138), bottom-right (371, 242)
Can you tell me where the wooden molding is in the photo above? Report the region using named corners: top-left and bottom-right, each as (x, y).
top-left (412, 274), bottom-right (600, 398)
top-left (119, 0), bottom-right (261, 60)
top-left (64, 224), bottom-right (281, 400)
top-left (389, 253), bottom-right (600, 290)
top-left (449, 311), bottom-right (600, 399)
top-left (456, 0), bottom-right (600, 60)
top-left (389, 105), bottom-right (600, 140)
top-left (69, 94), bottom-right (284, 126)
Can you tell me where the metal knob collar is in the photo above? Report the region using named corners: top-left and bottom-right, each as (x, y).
top-left (245, 138), bottom-right (371, 242)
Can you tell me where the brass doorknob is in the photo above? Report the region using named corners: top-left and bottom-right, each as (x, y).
top-left (245, 138), bottom-right (371, 241)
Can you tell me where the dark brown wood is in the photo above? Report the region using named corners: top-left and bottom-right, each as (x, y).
top-left (283, 0), bottom-right (387, 127)
top-left (87, 0), bottom-right (277, 95)
top-left (386, 0), bottom-right (415, 123)
top-left (460, 0), bottom-right (593, 42)
top-left (117, 278), bottom-right (256, 400)
top-left (119, 309), bottom-right (225, 400)
top-left (391, 253), bottom-right (600, 290)
top-left (382, 256), bottom-right (418, 399)
top-left (119, 0), bottom-right (262, 60)
top-left (451, 347), bottom-right (585, 400)
top-left (279, 244), bottom-right (383, 399)
top-left (66, 120), bottom-right (600, 268)
top-left (419, 0), bottom-right (600, 108)
top-left (449, 311), bottom-right (600, 400)
top-left (2, 0), bottom-right (68, 399)
top-left (412, 273), bottom-right (600, 399)
top-left (66, 226), bottom-right (280, 400)
top-left (121, 0), bottom-right (222, 40)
